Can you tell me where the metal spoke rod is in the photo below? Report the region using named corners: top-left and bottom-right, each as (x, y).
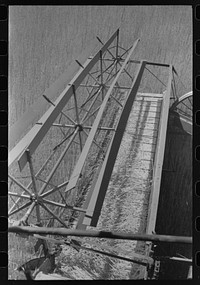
top-left (41, 179), bottom-right (69, 198)
top-left (43, 94), bottom-right (76, 125)
top-left (38, 128), bottom-right (78, 196)
top-left (8, 174), bottom-right (33, 197)
top-left (26, 149), bottom-right (41, 224)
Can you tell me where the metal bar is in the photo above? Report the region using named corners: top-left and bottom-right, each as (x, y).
top-left (100, 50), bottom-right (104, 100)
top-left (145, 61), bottom-right (170, 67)
top-left (118, 61), bottom-right (133, 80)
top-left (97, 60), bottom-right (116, 81)
top-left (81, 61), bottom-right (146, 227)
top-left (30, 234), bottom-right (149, 266)
top-left (38, 128), bottom-right (78, 196)
top-left (103, 67), bottom-right (120, 86)
top-left (26, 150), bottom-right (41, 224)
top-left (81, 105), bottom-right (100, 125)
top-left (75, 59), bottom-right (101, 87)
top-left (52, 123), bottom-right (74, 128)
top-left (97, 36), bottom-right (116, 60)
top-left (65, 38), bottom-right (140, 194)
top-left (103, 61), bottom-right (119, 85)
top-left (8, 226), bottom-right (192, 244)
top-left (80, 86), bottom-right (103, 124)
top-left (120, 44), bottom-right (133, 58)
top-left (83, 126), bottom-right (115, 131)
top-left (73, 244), bottom-right (148, 266)
top-left (144, 66), bottom-right (167, 87)
top-left (115, 30), bottom-right (119, 75)
top-left (53, 129), bottom-right (75, 151)
top-left (72, 85), bottom-right (80, 125)
top-left (188, 96), bottom-right (192, 106)
top-left (80, 84), bottom-right (101, 109)
top-left (8, 174), bottom-right (33, 197)
top-left (12, 29), bottom-right (119, 170)
top-left (20, 202), bottom-right (36, 224)
top-left (39, 203), bottom-right (68, 228)
top-left (8, 201), bottom-right (32, 217)
top-left (157, 256), bottom-right (192, 264)
top-left (42, 199), bottom-right (87, 213)
top-left (146, 65), bottom-right (173, 235)
top-left (80, 84), bottom-right (131, 90)
top-left (110, 94), bottom-right (123, 107)
top-left (8, 192), bottom-right (30, 199)
top-left (57, 113), bottom-right (66, 137)
top-left (43, 94), bottom-right (76, 125)
top-left (173, 71), bottom-right (178, 100)
top-left (72, 85), bottom-right (83, 152)
top-left (100, 50), bottom-right (104, 86)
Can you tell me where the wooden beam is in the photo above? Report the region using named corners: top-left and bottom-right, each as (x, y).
top-left (8, 226), bottom-right (192, 244)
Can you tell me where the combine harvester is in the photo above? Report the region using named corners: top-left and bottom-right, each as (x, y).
top-left (8, 29), bottom-right (192, 280)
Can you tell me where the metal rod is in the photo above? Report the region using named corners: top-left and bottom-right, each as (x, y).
top-left (72, 85), bottom-right (83, 152)
top-left (8, 201), bottom-right (32, 217)
top-left (76, 59), bottom-right (101, 87)
top-left (120, 44), bottom-right (133, 58)
top-left (73, 243), bottom-right (148, 266)
top-left (118, 61), bottom-right (133, 80)
top-left (144, 66), bottom-right (167, 87)
top-left (53, 129), bottom-right (75, 151)
top-left (97, 36), bottom-right (116, 60)
top-left (97, 60), bottom-right (116, 80)
top-left (8, 175), bottom-right (33, 197)
top-left (20, 202), bottom-right (36, 224)
top-left (8, 226), bottom-right (192, 244)
top-left (103, 67), bottom-right (120, 86)
top-left (8, 192), bottom-right (30, 199)
top-left (80, 84), bottom-right (101, 109)
top-left (81, 106), bottom-right (100, 125)
top-left (38, 128), bottom-right (78, 196)
top-left (157, 256), bottom-right (192, 264)
top-left (110, 94), bottom-right (123, 107)
top-left (26, 150), bottom-right (41, 224)
top-left (80, 90), bottom-right (102, 125)
top-left (31, 234), bottom-right (150, 266)
top-left (40, 181), bottom-right (69, 198)
top-left (39, 203), bottom-right (68, 228)
top-left (103, 61), bottom-right (119, 85)
top-left (100, 50), bottom-right (104, 100)
top-left (42, 94), bottom-right (76, 124)
top-left (42, 198), bottom-right (87, 213)
top-left (72, 85), bottom-right (80, 125)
